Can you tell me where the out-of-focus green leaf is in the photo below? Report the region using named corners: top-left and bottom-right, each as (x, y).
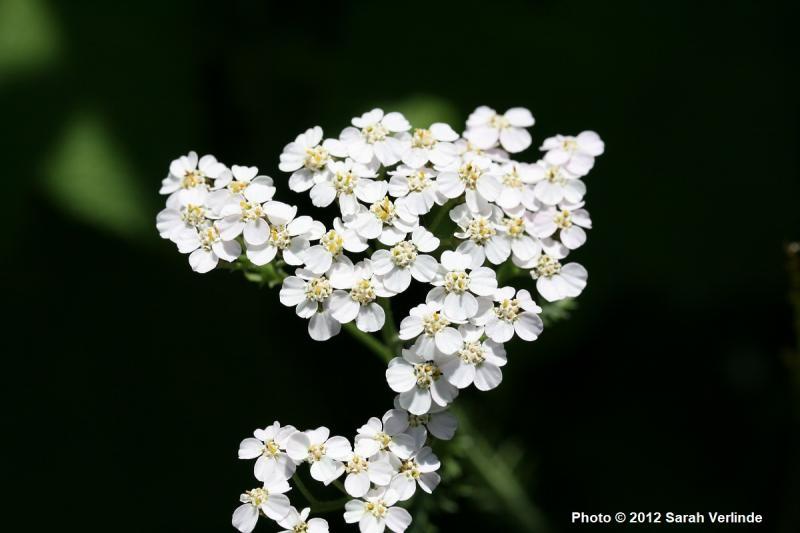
top-left (43, 112), bottom-right (150, 239)
top-left (0, 0), bottom-right (60, 77)
top-left (387, 94), bottom-right (461, 128)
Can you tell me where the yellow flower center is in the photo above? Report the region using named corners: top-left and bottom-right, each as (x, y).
top-left (422, 312), bottom-right (449, 335)
top-left (444, 271), bottom-right (470, 294)
top-left (494, 298), bottom-right (520, 322)
top-left (390, 241), bottom-right (417, 268)
top-left (504, 217), bottom-right (525, 237)
top-left (370, 196), bottom-right (396, 223)
top-left (362, 123), bottom-right (388, 143)
top-left (554, 210), bottom-right (572, 229)
top-left (533, 254), bottom-right (562, 278)
top-left (333, 170), bottom-right (356, 195)
top-left (229, 180), bottom-right (248, 194)
top-left (489, 113), bottom-right (510, 129)
top-left (365, 500), bottom-right (389, 518)
top-left (407, 170), bottom-right (430, 192)
top-left (407, 413), bottom-right (431, 427)
top-left (467, 217), bottom-right (496, 245)
top-left (199, 226), bottom-right (220, 250)
top-left (399, 458), bottom-right (421, 479)
top-left (307, 443), bottom-right (326, 462)
top-left (411, 128), bottom-right (436, 149)
top-left (181, 203), bottom-right (206, 226)
top-left (304, 145), bottom-right (329, 171)
top-left (244, 487), bottom-right (269, 507)
top-left (350, 279), bottom-right (376, 304)
top-left (502, 167), bottom-right (522, 188)
top-left (240, 200), bottom-right (264, 222)
top-left (181, 169), bottom-right (204, 189)
top-left (458, 161), bottom-right (483, 190)
top-left (270, 224), bottom-right (291, 249)
top-left (346, 455), bottom-right (369, 474)
top-left (413, 362), bottom-right (442, 388)
top-left (321, 230), bottom-right (344, 256)
top-left (305, 277), bottom-right (332, 302)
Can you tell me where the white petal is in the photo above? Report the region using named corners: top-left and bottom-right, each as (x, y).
top-left (232, 504), bottom-right (259, 533)
top-left (499, 127), bottom-right (532, 153)
top-left (474, 364), bottom-right (503, 391)
top-left (345, 471), bottom-right (371, 497)
top-left (385, 507), bottom-right (412, 533)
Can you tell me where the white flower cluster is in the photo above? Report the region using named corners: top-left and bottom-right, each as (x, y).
top-left (155, 105), bottom-right (603, 532)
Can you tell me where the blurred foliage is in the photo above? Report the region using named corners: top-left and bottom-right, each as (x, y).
top-left (0, 0), bottom-right (60, 76)
top-left (44, 112), bottom-right (150, 239)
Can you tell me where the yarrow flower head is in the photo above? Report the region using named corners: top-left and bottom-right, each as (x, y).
top-left (156, 104), bottom-right (604, 533)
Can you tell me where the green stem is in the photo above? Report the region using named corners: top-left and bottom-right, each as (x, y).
top-left (310, 497), bottom-right (351, 514)
top-left (427, 198), bottom-right (457, 234)
top-left (292, 473), bottom-right (319, 506)
top-left (343, 322), bottom-right (394, 363)
top-left (378, 297), bottom-right (399, 352)
top-left (331, 479), bottom-right (349, 496)
top-left (450, 404), bottom-right (550, 532)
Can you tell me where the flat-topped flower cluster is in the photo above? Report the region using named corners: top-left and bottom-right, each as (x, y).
top-left (156, 105), bottom-right (603, 532)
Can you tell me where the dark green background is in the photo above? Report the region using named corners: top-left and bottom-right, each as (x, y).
top-left (5, 0), bottom-right (799, 531)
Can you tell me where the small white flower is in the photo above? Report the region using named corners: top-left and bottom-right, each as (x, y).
top-left (346, 196), bottom-right (419, 246)
top-left (301, 218), bottom-right (367, 275)
top-left (398, 301), bottom-right (464, 358)
top-left (329, 259), bottom-right (395, 333)
top-left (384, 404), bottom-right (458, 443)
top-left (530, 254), bottom-right (588, 302)
top-left (531, 203), bottom-right (592, 250)
top-left (160, 151), bottom-right (226, 195)
top-left (397, 123), bottom-right (460, 168)
top-left (426, 251), bottom-right (498, 322)
top-left (238, 422), bottom-right (298, 482)
top-left (232, 476), bottom-right (292, 533)
top-left (156, 187), bottom-right (212, 242)
top-left (494, 161), bottom-right (542, 211)
top-left (243, 201), bottom-right (325, 266)
top-left (388, 165), bottom-right (447, 216)
top-left (439, 329), bottom-right (508, 391)
top-left (279, 269), bottom-right (341, 341)
top-left (371, 227), bottom-right (440, 293)
top-left (339, 108), bottom-right (411, 166)
top-left (531, 161), bottom-right (586, 206)
top-left (354, 415), bottom-right (419, 460)
top-left (388, 446), bottom-right (441, 501)
top-left (208, 165), bottom-right (276, 214)
top-left (436, 156), bottom-right (501, 211)
top-left (477, 287), bottom-right (543, 343)
top-left (341, 449), bottom-right (395, 498)
top-left (386, 348), bottom-right (458, 415)
top-left (540, 131), bottom-right (604, 176)
top-left (175, 223), bottom-right (241, 274)
top-left (451, 202), bottom-right (509, 268)
top-left (464, 106), bottom-right (535, 153)
top-left (276, 507), bottom-right (329, 533)
top-left (344, 486), bottom-right (412, 533)
top-left (216, 196), bottom-right (273, 248)
top-left (310, 158), bottom-right (385, 217)
top-left (286, 427), bottom-right (351, 485)
top-left (280, 126), bottom-right (343, 193)
top-left (453, 137), bottom-right (509, 164)
top-left (494, 207), bottom-right (542, 266)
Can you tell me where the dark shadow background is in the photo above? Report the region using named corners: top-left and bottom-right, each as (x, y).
top-left (4, 0), bottom-right (799, 531)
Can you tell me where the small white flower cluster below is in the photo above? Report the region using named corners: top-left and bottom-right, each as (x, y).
top-left (155, 105), bottom-right (603, 532)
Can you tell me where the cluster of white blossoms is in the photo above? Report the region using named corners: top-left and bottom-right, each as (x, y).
top-left (156, 105), bottom-right (603, 532)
